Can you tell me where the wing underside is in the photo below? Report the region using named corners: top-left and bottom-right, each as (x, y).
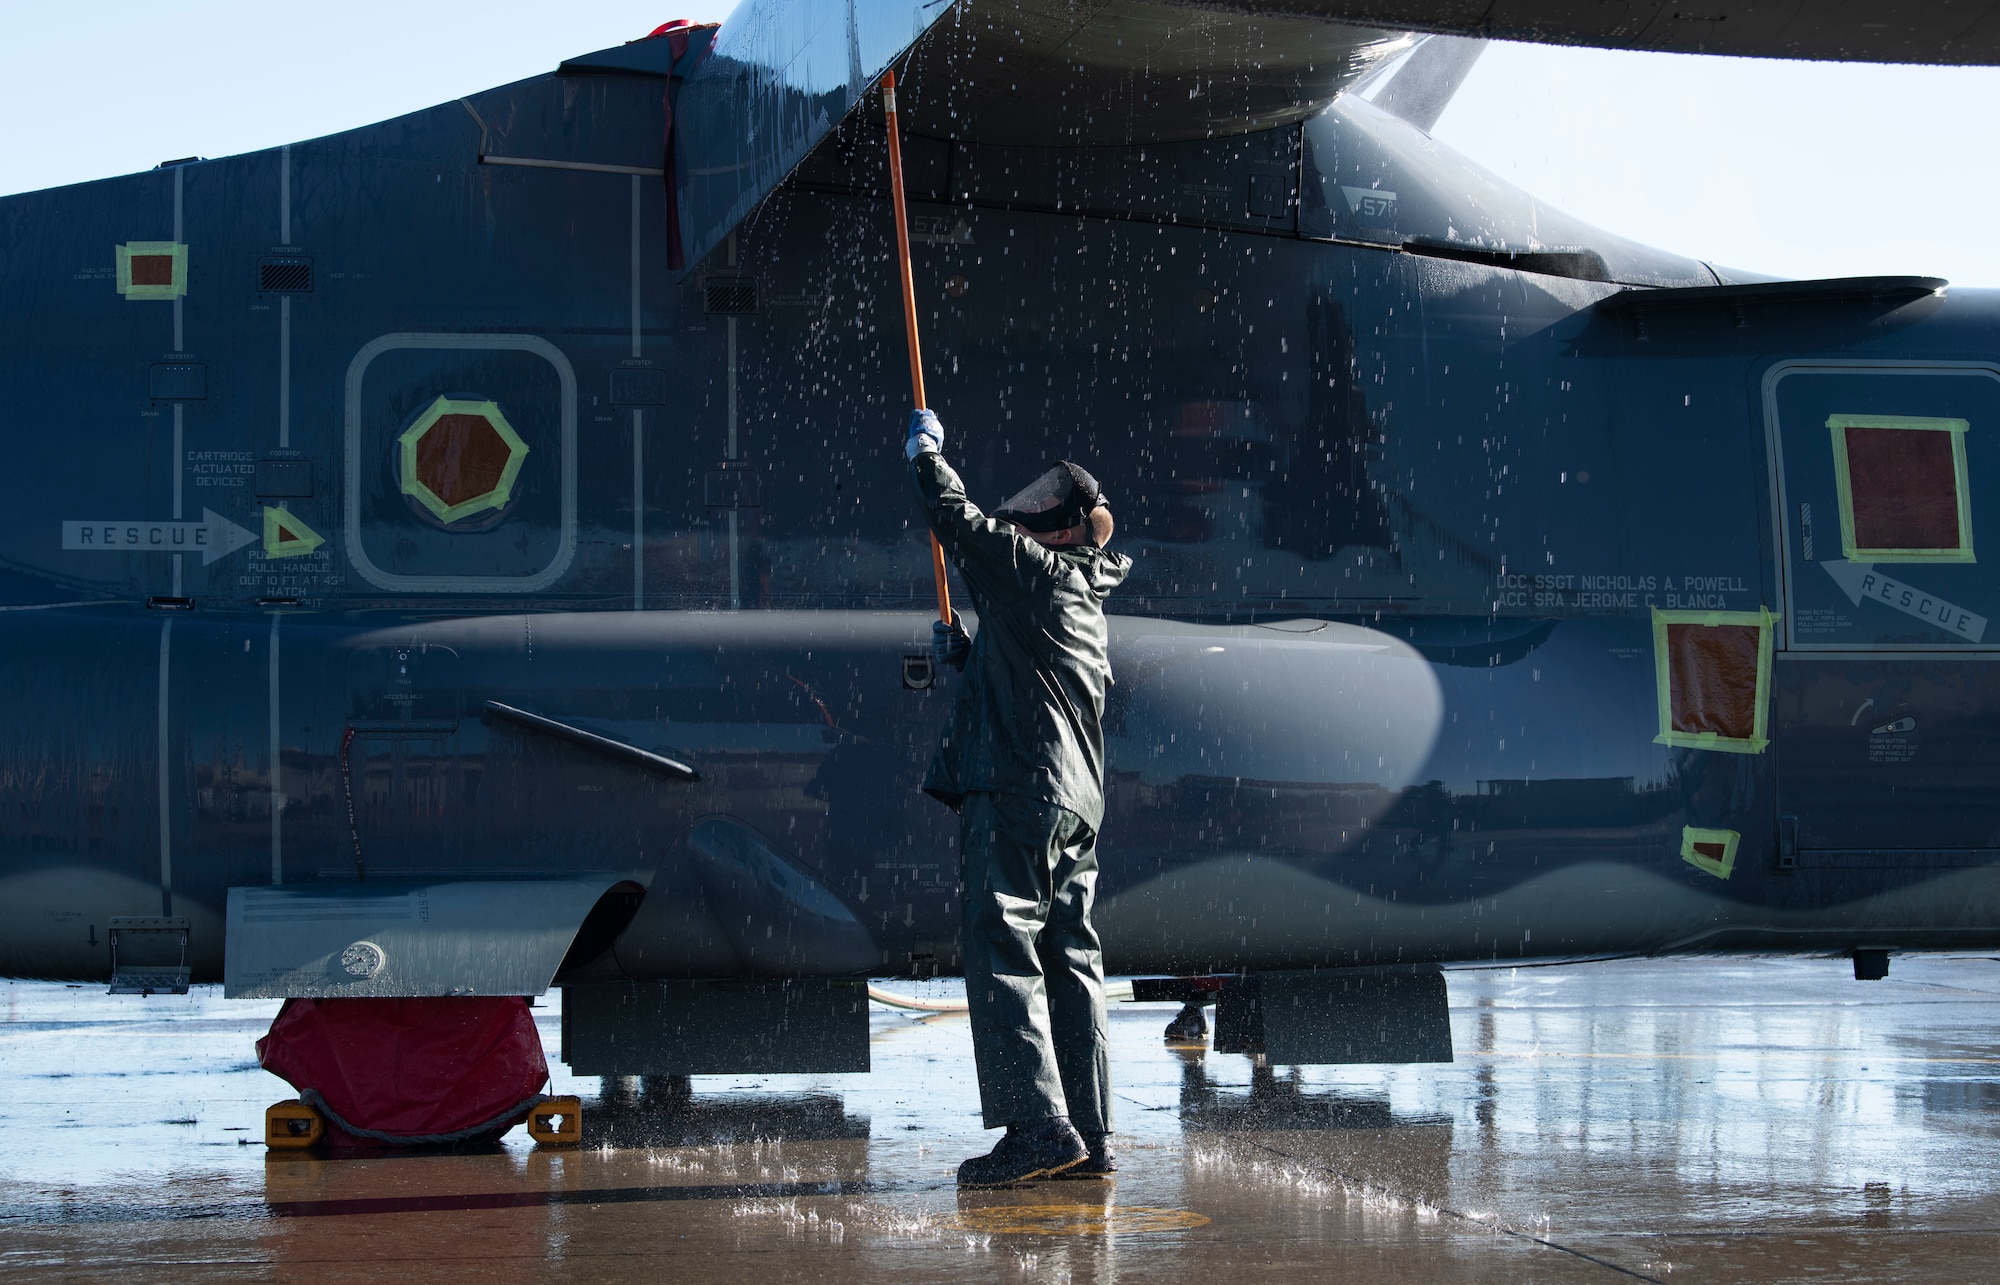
top-left (672, 0), bottom-right (2000, 273)
top-left (1256, 0), bottom-right (2000, 65)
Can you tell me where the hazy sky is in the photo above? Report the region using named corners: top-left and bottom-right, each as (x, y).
top-left (6, 4), bottom-right (1999, 286)
top-left (1429, 43), bottom-right (2000, 286)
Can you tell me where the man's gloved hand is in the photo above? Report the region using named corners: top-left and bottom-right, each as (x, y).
top-left (905, 408), bottom-right (944, 460)
top-left (932, 612), bottom-right (971, 671)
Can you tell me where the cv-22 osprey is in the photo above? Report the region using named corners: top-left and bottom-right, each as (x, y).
top-left (4, 0), bottom-right (2000, 1108)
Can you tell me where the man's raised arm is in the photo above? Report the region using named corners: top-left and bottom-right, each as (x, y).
top-left (906, 410), bottom-right (1053, 603)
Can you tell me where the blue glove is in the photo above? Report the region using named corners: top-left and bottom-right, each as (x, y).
top-left (932, 612), bottom-right (970, 671)
top-left (906, 408), bottom-right (944, 460)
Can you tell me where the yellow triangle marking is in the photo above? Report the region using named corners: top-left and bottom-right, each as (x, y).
top-left (262, 505), bottom-right (325, 559)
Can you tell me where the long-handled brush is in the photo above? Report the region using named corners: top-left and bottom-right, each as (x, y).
top-left (881, 69), bottom-right (954, 625)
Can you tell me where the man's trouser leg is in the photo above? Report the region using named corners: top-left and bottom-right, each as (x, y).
top-left (960, 791), bottom-right (1107, 1130)
top-left (1039, 815), bottom-right (1110, 1136)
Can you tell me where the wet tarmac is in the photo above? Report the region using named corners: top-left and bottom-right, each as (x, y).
top-left (8, 955), bottom-right (2000, 1282)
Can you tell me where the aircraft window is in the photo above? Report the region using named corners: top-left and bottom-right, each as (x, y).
top-left (1828, 414), bottom-right (1974, 563)
top-left (1651, 608), bottom-right (1774, 755)
top-left (115, 240), bottom-right (187, 300)
top-left (346, 336), bottom-right (572, 592)
top-left (1680, 826), bottom-right (1740, 879)
top-left (399, 398), bottom-right (529, 524)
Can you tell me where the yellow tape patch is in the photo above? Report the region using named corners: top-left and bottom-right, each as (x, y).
top-left (1652, 606), bottom-right (1775, 754)
top-left (1681, 826), bottom-right (1740, 879)
top-left (115, 241), bottom-right (187, 300)
top-left (945, 1205), bottom-right (1210, 1235)
top-left (263, 505), bottom-right (325, 558)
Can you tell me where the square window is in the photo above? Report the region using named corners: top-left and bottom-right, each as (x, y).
top-left (1652, 607), bottom-right (1774, 754)
top-left (1680, 826), bottom-right (1740, 879)
top-left (1828, 414), bottom-right (1974, 562)
top-left (115, 240), bottom-right (187, 300)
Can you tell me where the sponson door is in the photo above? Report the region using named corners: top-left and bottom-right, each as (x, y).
top-left (1767, 361), bottom-right (2000, 884)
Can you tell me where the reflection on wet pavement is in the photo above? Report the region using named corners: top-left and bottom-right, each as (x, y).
top-left (9, 956), bottom-right (2000, 1280)
top-left (589, 1078), bottom-right (872, 1149)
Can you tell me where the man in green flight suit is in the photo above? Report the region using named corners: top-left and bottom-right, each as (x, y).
top-left (905, 407), bottom-right (1132, 1186)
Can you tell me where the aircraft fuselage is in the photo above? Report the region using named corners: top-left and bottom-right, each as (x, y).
top-left (5, 57), bottom-right (2000, 988)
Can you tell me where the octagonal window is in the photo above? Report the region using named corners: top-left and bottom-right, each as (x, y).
top-left (397, 396), bottom-right (529, 523)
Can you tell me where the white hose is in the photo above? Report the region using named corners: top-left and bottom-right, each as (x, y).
top-left (866, 985), bottom-right (965, 1013)
top-left (867, 980), bottom-right (1135, 1013)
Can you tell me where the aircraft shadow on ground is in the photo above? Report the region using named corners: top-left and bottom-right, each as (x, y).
top-left (585, 1079), bottom-right (871, 1147)
top-left (1175, 1052), bottom-right (1453, 1135)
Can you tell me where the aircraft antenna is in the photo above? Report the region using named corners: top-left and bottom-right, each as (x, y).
top-left (881, 70), bottom-right (954, 625)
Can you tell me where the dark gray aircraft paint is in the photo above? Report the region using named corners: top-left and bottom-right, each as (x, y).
top-left (4, 0), bottom-right (1999, 1000)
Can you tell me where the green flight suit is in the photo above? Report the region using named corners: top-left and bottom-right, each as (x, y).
top-left (909, 449), bottom-right (1131, 1131)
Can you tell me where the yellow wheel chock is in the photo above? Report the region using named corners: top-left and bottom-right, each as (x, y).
top-left (265, 1099), bottom-right (325, 1149)
top-left (527, 1095), bottom-right (583, 1146)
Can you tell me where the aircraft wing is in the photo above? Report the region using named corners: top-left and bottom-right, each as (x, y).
top-left (1232, 0), bottom-right (2000, 65)
top-left (674, 0), bottom-right (959, 273)
top-left (882, 0), bottom-right (1963, 148)
top-left (672, 0), bottom-right (1420, 265)
top-left (673, 0), bottom-right (1999, 270)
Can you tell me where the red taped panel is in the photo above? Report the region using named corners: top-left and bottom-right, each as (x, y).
top-left (415, 414), bottom-right (512, 506)
top-left (257, 997), bottom-right (547, 1146)
top-left (1845, 426), bottom-right (1961, 551)
top-left (1692, 842), bottom-right (1728, 863)
top-left (1666, 623), bottom-right (1761, 741)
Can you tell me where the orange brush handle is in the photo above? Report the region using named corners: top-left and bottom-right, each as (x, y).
top-left (882, 70), bottom-right (954, 626)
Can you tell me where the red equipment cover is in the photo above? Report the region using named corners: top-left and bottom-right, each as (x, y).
top-left (257, 997), bottom-right (549, 1146)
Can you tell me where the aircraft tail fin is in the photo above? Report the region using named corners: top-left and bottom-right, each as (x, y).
top-left (1361, 34), bottom-right (1488, 133)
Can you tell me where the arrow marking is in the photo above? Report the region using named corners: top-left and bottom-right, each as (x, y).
top-left (62, 509), bottom-right (260, 567)
top-left (1821, 559), bottom-right (1987, 642)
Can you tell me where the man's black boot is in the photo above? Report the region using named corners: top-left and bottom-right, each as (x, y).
top-left (956, 1117), bottom-right (1088, 1187)
top-left (1052, 1131), bottom-right (1117, 1178)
